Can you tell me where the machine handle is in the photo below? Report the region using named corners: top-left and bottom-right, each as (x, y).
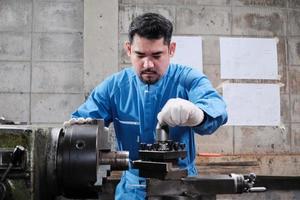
top-left (249, 187), bottom-right (267, 192)
top-left (0, 145), bottom-right (26, 200)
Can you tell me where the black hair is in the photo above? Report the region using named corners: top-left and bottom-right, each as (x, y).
top-left (128, 13), bottom-right (173, 45)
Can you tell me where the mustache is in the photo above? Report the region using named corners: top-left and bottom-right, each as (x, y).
top-left (141, 68), bottom-right (157, 74)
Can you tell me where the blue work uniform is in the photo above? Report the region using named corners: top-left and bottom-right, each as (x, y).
top-left (72, 64), bottom-right (227, 200)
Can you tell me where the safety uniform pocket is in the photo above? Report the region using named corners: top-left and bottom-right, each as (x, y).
top-left (114, 118), bottom-right (140, 160)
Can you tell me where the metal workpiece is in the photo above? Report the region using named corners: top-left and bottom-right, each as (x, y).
top-left (98, 151), bottom-right (129, 170)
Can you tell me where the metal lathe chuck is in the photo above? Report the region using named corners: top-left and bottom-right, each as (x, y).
top-left (46, 119), bottom-right (129, 199)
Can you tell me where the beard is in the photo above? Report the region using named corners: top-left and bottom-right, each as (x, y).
top-left (139, 68), bottom-right (160, 84)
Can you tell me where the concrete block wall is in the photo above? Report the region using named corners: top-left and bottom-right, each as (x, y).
top-left (0, 0), bottom-right (85, 124)
top-left (118, 0), bottom-right (300, 158)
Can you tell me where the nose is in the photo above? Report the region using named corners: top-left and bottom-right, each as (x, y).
top-left (143, 57), bottom-right (154, 68)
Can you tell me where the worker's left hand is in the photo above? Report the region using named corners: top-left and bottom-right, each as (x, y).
top-left (63, 117), bottom-right (93, 127)
top-left (157, 98), bottom-right (205, 127)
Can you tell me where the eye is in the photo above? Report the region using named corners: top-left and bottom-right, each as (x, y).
top-left (153, 55), bottom-right (161, 60)
top-left (135, 53), bottom-right (145, 59)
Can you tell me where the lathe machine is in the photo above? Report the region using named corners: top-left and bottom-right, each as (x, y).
top-left (1, 120), bottom-right (298, 200)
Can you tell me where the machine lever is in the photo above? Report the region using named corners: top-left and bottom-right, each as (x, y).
top-left (0, 145), bottom-right (26, 200)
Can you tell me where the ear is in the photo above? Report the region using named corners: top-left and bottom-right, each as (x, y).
top-left (169, 42), bottom-right (176, 57)
top-left (124, 41), bottom-right (132, 56)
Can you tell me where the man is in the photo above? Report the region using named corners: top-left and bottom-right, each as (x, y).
top-left (68, 13), bottom-right (227, 200)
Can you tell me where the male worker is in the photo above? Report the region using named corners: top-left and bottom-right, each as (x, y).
top-left (67, 13), bottom-right (227, 199)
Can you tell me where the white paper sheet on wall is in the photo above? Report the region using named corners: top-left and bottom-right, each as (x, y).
top-left (171, 36), bottom-right (203, 72)
top-left (220, 37), bottom-right (278, 79)
top-left (223, 83), bottom-right (280, 126)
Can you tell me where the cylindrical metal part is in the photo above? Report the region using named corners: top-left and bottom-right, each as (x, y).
top-left (230, 173), bottom-right (247, 193)
top-left (249, 187), bottom-right (267, 192)
top-left (46, 128), bottom-right (62, 198)
top-left (156, 124), bottom-right (169, 142)
top-left (99, 151), bottom-right (129, 170)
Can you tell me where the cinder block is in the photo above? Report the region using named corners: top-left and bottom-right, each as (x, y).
top-left (0, 93), bottom-right (29, 123)
top-left (0, 32), bottom-right (31, 60)
top-left (292, 123), bottom-right (300, 152)
top-left (0, 0), bottom-right (32, 32)
top-left (288, 37), bottom-right (300, 65)
top-left (288, 10), bottom-right (300, 36)
top-left (203, 64), bottom-right (222, 89)
top-left (32, 33), bottom-right (83, 61)
top-left (289, 0), bottom-right (300, 8)
top-left (33, 1), bottom-right (83, 32)
top-left (196, 126), bottom-right (234, 154)
top-left (176, 7), bottom-right (231, 35)
top-left (281, 94), bottom-right (290, 123)
top-left (31, 93), bottom-right (84, 123)
top-left (289, 67), bottom-right (300, 94)
top-left (231, 0), bottom-right (287, 7)
top-left (234, 126), bottom-right (290, 154)
top-left (202, 36), bottom-right (220, 65)
top-left (31, 62), bottom-right (83, 93)
top-left (119, 5), bottom-right (175, 33)
top-left (232, 7), bottom-right (287, 36)
top-left (0, 62), bottom-right (30, 92)
top-left (291, 94), bottom-right (300, 122)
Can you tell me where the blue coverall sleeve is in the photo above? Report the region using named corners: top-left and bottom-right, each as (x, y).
top-left (185, 69), bottom-right (228, 135)
top-left (72, 78), bottom-right (113, 126)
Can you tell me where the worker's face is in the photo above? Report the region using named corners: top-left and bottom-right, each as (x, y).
top-left (125, 35), bottom-right (176, 84)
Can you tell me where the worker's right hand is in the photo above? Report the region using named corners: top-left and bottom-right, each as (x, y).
top-left (63, 117), bottom-right (93, 127)
top-left (157, 98), bottom-right (204, 127)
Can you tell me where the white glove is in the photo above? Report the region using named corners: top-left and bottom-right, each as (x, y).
top-left (63, 117), bottom-right (93, 127)
top-left (157, 98), bottom-right (205, 127)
